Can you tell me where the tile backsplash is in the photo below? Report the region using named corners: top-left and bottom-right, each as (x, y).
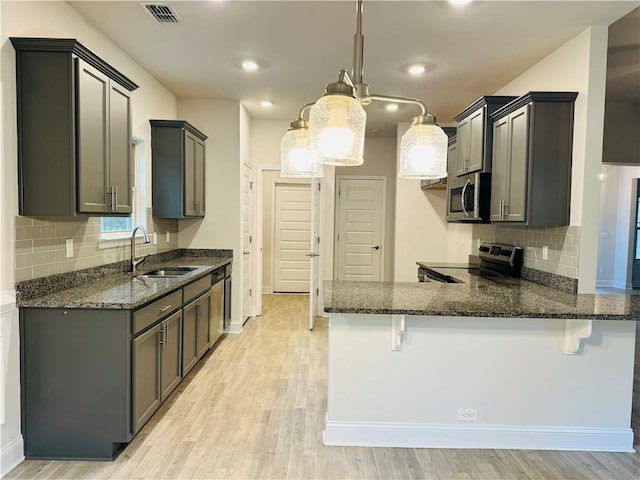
top-left (472, 224), bottom-right (580, 279)
top-left (14, 209), bottom-right (178, 282)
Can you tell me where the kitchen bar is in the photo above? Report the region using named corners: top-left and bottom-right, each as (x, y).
top-left (322, 278), bottom-right (638, 452)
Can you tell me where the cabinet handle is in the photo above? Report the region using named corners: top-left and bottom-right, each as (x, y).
top-left (499, 200), bottom-right (503, 220)
top-left (503, 202), bottom-right (509, 218)
top-left (163, 323), bottom-right (168, 350)
top-left (158, 305), bottom-right (172, 313)
top-left (113, 186), bottom-right (118, 211)
top-left (196, 302), bottom-right (202, 317)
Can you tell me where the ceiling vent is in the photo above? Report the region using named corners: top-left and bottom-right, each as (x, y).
top-left (141, 3), bottom-right (182, 24)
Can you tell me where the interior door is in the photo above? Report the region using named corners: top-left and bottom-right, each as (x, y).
top-left (242, 163), bottom-right (253, 322)
top-left (273, 183), bottom-right (311, 292)
top-left (309, 178), bottom-right (321, 330)
top-left (335, 178), bottom-right (385, 281)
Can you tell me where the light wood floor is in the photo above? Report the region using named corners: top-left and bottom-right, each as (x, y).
top-left (7, 294), bottom-right (640, 480)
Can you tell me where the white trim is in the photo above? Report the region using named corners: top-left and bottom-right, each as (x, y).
top-left (595, 280), bottom-right (614, 288)
top-left (0, 291), bottom-right (16, 313)
top-left (227, 322), bottom-right (243, 334)
top-left (0, 436), bottom-right (24, 477)
top-left (262, 286), bottom-right (271, 295)
top-left (323, 417), bottom-right (635, 453)
top-left (613, 280), bottom-right (632, 290)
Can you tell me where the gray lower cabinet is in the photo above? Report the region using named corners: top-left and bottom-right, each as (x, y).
top-left (489, 92), bottom-right (578, 226)
top-left (151, 120), bottom-right (208, 218)
top-left (20, 271), bottom-right (223, 460)
top-left (10, 37), bottom-right (137, 217)
top-left (132, 309), bottom-right (183, 435)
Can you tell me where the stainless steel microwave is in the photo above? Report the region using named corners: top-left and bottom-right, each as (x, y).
top-left (446, 172), bottom-right (491, 222)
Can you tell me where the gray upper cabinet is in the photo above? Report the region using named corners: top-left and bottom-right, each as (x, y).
top-left (150, 120), bottom-right (208, 218)
top-left (10, 38), bottom-right (138, 217)
top-left (453, 96), bottom-right (517, 176)
top-left (490, 92), bottom-right (578, 226)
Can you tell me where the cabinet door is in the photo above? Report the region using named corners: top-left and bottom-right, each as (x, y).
top-left (455, 118), bottom-right (469, 176)
top-left (182, 298), bottom-right (199, 376)
top-left (505, 105), bottom-right (530, 222)
top-left (109, 83), bottom-right (132, 214)
top-left (184, 132), bottom-right (197, 217)
top-left (197, 290), bottom-right (211, 359)
top-left (194, 139), bottom-right (205, 216)
top-left (490, 117), bottom-right (509, 222)
top-left (160, 311), bottom-right (182, 402)
top-left (467, 107), bottom-right (485, 173)
top-left (224, 276), bottom-right (232, 330)
top-left (447, 141), bottom-right (457, 179)
top-left (77, 59), bottom-right (110, 213)
top-left (132, 324), bottom-right (161, 434)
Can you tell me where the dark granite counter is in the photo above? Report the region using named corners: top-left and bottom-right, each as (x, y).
top-left (18, 256), bottom-right (232, 310)
top-left (323, 277), bottom-right (640, 320)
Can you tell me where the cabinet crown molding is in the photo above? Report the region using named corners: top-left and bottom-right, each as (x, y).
top-left (10, 37), bottom-right (138, 91)
top-left (491, 91), bottom-right (579, 120)
top-left (149, 120), bottom-right (208, 141)
top-left (453, 96), bottom-right (517, 122)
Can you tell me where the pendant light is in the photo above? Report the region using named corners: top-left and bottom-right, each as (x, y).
top-left (281, 105), bottom-right (324, 178)
top-left (284, 0), bottom-right (447, 179)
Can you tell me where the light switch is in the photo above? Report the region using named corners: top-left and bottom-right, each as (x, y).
top-left (65, 239), bottom-right (73, 258)
top-left (153, 232), bottom-right (158, 245)
top-left (542, 245), bottom-right (548, 260)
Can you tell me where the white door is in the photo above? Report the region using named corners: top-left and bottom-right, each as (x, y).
top-left (274, 183), bottom-right (311, 292)
top-left (242, 163), bottom-right (252, 322)
top-left (335, 177), bottom-right (385, 281)
top-left (309, 178), bottom-right (321, 330)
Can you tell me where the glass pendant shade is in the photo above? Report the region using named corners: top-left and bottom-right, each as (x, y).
top-left (309, 94), bottom-right (366, 166)
top-left (399, 123), bottom-right (448, 179)
top-left (280, 127), bottom-right (323, 178)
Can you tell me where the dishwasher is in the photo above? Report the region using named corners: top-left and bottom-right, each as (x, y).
top-left (209, 268), bottom-right (225, 346)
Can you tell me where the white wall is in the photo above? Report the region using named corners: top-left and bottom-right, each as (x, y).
top-left (177, 99), bottom-right (245, 330)
top-left (1, 1), bottom-right (178, 474)
top-left (597, 166), bottom-right (639, 289)
top-left (493, 27), bottom-right (610, 293)
top-left (336, 137), bottom-right (397, 282)
top-left (394, 123), bottom-right (472, 282)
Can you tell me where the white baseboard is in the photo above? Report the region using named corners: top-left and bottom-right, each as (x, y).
top-left (596, 280), bottom-right (614, 288)
top-left (323, 417), bottom-right (635, 452)
top-left (613, 280), bottom-right (632, 290)
top-left (1, 436), bottom-right (24, 477)
top-left (227, 322), bottom-right (243, 334)
top-left (262, 286), bottom-right (271, 294)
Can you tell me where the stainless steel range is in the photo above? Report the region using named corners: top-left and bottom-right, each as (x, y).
top-left (417, 242), bottom-right (523, 283)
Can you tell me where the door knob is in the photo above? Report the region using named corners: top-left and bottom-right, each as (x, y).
top-left (371, 245), bottom-right (380, 250)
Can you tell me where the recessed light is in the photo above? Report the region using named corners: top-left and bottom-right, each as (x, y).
top-left (407, 64), bottom-right (426, 76)
top-left (385, 103), bottom-right (399, 112)
top-left (260, 100), bottom-right (273, 108)
top-left (369, 129), bottom-right (383, 134)
top-left (448, 0), bottom-right (473, 5)
top-left (241, 60), bottom-right (259, 72)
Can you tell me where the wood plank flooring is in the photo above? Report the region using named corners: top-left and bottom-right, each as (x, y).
top-left (7, 294), bottom-right (640, 479)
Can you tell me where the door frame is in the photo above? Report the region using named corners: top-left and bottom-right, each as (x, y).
top-left (271, 181), bottom-right (312, 294)
top-left (334, 175), bottom-right (387, 282)
top-left (241, 162), bottom-right (254, 322)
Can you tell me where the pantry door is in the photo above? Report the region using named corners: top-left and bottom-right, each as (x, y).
top-left (273, 183), bottom-right (311, 292)
top-left (334, 177), bottom-right (386, 282)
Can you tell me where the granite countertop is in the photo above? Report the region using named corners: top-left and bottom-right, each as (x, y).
top-left (18, 256), bottom-right (232, 310)
top-left (323, 276), bottom-right (640, 321)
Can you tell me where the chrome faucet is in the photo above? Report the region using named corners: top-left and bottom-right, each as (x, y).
top-left (130, 225), bottom-right (150, 273)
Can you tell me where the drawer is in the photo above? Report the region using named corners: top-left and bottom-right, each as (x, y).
top-left (183, 275), bottom-right (211, 303)
top-left (133, 290), bottom-right (182, 335)
top-left (211, 267), bottom-right (225, 284)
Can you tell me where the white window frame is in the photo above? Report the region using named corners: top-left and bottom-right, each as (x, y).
top-left (99, 138), bottom-right (146, 245)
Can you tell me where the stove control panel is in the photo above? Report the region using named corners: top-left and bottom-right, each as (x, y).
top-left (478, 242), bottom-right (522, 267)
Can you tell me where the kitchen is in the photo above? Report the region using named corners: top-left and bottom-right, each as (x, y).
top-left (1, 0), bottom-right (640, 477)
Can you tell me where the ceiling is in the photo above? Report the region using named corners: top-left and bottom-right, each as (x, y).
top-left (68, 0), bottom-right (639, 136)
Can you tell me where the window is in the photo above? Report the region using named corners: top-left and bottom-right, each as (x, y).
top-left (101, 139), bottom-right (145, 239)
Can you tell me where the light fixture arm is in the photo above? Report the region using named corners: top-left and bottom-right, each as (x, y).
top-left (297, 102), bottom-right (315, 121)
top-left (369, 94), bottom-right (428, 116)
top-left (352, 0), bottom-right (364, 85)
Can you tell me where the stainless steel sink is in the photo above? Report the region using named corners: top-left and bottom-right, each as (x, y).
top-left (138, 267), bottom-right (197, 277)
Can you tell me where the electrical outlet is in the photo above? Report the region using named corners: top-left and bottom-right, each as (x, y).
top-left (601, 232), bottom-right (609, 239)
top-left (457, 408), bottom-right (478, 422)
top-left (166, 231), bottom-right (170, 243)
top-left (542, 245), bottom-right (549, 260)
top-left (153, 232), bottom-right (158, 246)
top-left (65, 238), bottom-right (73, 258)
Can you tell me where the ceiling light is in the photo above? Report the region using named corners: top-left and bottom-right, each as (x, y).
top-left (260, 100), bottom-right (273, 108)
top-left (385, 103), bottom-right (399, 112)
top-left (282, 0), bottom-right (447, 179)
top-left (241, 60), bottom-right (259, 72)
top-left (448, 0), bottom-right (473, 6)
top-left (407, 64), bottom-right (426, 76)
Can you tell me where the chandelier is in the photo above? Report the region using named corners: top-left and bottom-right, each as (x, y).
top-left (281, 0), bottom-right (447, 179)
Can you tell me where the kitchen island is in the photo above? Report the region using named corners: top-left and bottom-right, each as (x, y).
top-left (323, 279), bottom-right (638, 452)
